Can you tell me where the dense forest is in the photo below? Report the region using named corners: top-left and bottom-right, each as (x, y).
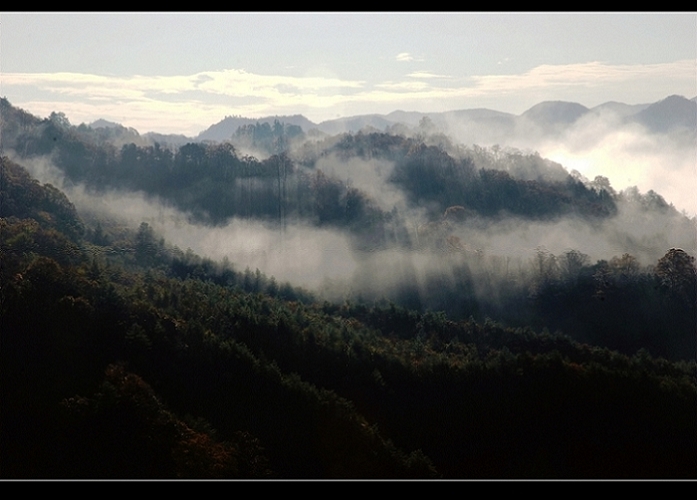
top-left (1, 98), bottom-right (695, 479)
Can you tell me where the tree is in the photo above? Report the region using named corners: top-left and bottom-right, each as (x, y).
top-left (654, 248), bottom-right (697, 360)
top-left (655, 248), bottom-right (697, 304)
top-left (609, 253), bottom-right (640, 283)
top-left (49, 111), bottom-right (71, 129)
top-left (591, 175), bottom-right (616, 196)
top-left (91, 222), bottom-right (109, 246)
top-left (559, 249), bottom-right (590, 283)
top-left (135, 222), bottom-right (158, 265)
top-left (417, 116), bottom-right (436, 139)
top-left (534, 247), bottom-right (559, 285)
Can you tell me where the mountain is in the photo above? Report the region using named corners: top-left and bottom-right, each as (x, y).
top-left (385, 110), bottom-right (428, 127)
top-left (2, 97), bottom-right (696, 478)
top-left (589, 101), bottom-right (651, 118)
top-left (196, 114), bottom-right (317, 142)
top-left (520, 101), bottom-right (590, 130)
top-left (314, 108), bottom-right (519, 137)
top-left (89, 118), bottom-right (123, 129)
top-left (143, 131), bottom-right (193, 148)
top-left (316, 114), bottom-right (397, 135)
top-left (2, 147), bottom-right (695, 479)
top-left (435, 108), bottom-right (517, 144)
top-left (6, 94), bottom-right (695, 147)
top-left (441, 108), bottom-right (516, 123)
top-left (0, 97), bottom-right (45, 147)
top-left (631, 94), bottom-right (697, 133)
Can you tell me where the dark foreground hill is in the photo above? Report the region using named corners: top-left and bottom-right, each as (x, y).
top-left (1, 157), bottom-right (695, 479)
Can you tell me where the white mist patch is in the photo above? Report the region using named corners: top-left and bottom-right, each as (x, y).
top-left (88, 191), bottom-right (359, 290)
top-left (450, 208), bottom-right (696, 268)
top-left (441, 106), bottom-right (696, 217)
top-left (159, 218), bottom-right (358, 289)
top-left (453, 217), bottom-right (616, 263)
top-left (8, 152), bottom-right (66, 187)
top-left (536, 121), bottom-right (697, 217)
top-left (322, 247), bottom-right (466, 306)
top-left (86, 190), bottom-right (359, 290)
top-left (314, 154), bottom-right (407, 212)
top-left (10, 152), bottom-right (358, 290)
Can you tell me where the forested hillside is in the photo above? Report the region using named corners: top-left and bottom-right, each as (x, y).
top-left (1, 98), bottom-right (696, 478)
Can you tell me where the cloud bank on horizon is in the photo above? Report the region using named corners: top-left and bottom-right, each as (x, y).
top-left (3, 59), bottom-right (695, 137)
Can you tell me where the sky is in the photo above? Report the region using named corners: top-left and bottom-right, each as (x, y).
top-left (1, 12), bottom-right (696, 136)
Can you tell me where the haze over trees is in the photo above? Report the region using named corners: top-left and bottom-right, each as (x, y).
top-left (1, 96), bottom-right (695, 479)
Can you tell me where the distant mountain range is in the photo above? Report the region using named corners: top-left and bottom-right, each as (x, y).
top-left (633, 94), bottom-right (697, 133)
top-left (89, 94), bottom-right (697, 145)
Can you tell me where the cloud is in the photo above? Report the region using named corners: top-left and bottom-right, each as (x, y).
top-left (2, 69), bottom-right (367, 134)
top-left (374, 81), bottom-right (431, 92)
top-left (406, 71), bottom-right (451, 79)
top-left (4, 59), bottom-right (694, 135)
top-left (538, 125), bottom-right (697, 217)
top-left (3, 69), bottom-right (365, 100)
top-left (470, 59), bottom-right (696, 95)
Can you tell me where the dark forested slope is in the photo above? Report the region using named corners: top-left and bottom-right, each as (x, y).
top-left (1, 157), bottom-right (695, 478)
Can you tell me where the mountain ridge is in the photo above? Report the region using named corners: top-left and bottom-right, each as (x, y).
top-left (193, 94), bottom-right (696, 141)
top-left (5, 94), bottom-right (694, 144)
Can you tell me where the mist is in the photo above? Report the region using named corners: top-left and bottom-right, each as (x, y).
top-left (314, 154), bottom-right (409, 213)
top-left (8, 151), bottom-right (357, 289)
top-left (439, 104), bottom-right (697, 218)
top-left (9, 109), bottom-right (696, 316)
top-left (537, 121), bottom-right (697, 218)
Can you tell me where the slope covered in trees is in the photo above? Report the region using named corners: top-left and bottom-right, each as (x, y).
top-left (1, 157), bottom-right (695, 478)
top-left (2, 98), bottom-right (696, 478)
top-left (2, 99), bottom-right (620, 228)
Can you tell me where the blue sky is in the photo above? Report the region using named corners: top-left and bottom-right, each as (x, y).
top-left (1, 12), bottom-right (696, 135)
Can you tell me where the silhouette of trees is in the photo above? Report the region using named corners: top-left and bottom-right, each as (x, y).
top-left (656, 248), bottom-right (697, 301)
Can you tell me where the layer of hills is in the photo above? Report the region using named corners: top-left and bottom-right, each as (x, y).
top-left (1, 96), bottom-right (696, 479)
top-left (72, 95), bottom-right (697, 147)
top-left (195, 94), bottom-right (697, 142)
